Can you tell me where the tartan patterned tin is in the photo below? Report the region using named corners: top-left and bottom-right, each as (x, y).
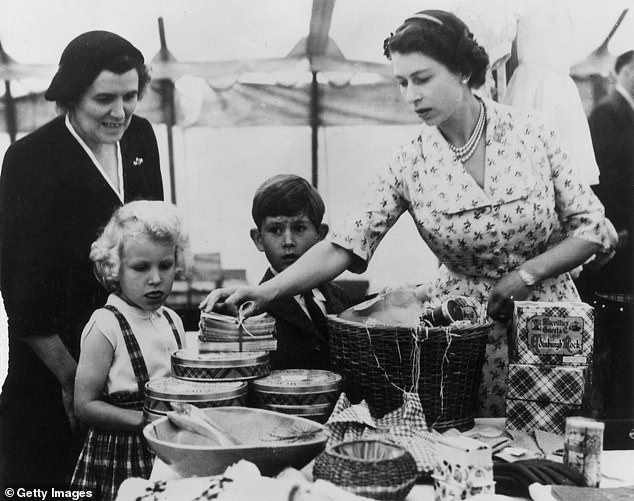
top-left (251, 369), bottom-right (342, 406)
top-left (264, 403), bottom-right (334, 423)
top-left (507, 364), bottom-right (587, 405)
top-left (506, 363), bottom-right (588, 434)
top-left (511, 301), bottom-right (594, 366)
top-left (143, 407), bottom-right (165, 425)
top-left (505, 398), bottom-right (582, 435)
top-left (144, 376), bottom-right (248, 414)
top-left (171, 349), bottom-right (270, 382)
top-left (251, 370), bottom-right (341, 423)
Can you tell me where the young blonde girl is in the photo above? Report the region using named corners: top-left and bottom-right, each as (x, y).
top-left (71, 200), bottom-right (189, 500)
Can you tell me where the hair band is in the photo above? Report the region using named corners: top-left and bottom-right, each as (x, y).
top-left (405, 13), bottom-right (444, 26)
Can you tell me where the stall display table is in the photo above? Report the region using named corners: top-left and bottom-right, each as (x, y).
top-left (145, 418), bottom-right (634, 501)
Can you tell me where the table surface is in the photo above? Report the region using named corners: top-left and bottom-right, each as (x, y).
top-left (150, 450), bottom-right (633, 501)
top-left (148, 417), bottom-right (634, 501)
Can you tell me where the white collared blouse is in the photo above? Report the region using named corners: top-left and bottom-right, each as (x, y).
top-left (80, 294), bottom-right (185, 395)
top-left (330, 98), bottom-right (612, 302)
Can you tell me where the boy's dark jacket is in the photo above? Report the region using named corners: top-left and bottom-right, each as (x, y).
top-left (260, 268), bottom-right (351, 370)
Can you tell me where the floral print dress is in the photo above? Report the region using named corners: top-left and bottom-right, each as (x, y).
top-left (330, 98), bottom-right (612, 417)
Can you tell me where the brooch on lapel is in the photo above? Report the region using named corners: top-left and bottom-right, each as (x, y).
top-left (133, 157), bottom-right (144, 166)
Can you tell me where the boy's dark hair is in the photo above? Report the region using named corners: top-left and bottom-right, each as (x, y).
top-left (252, 174), bottom-right (325, 229)
top-left (615, 50), bottom-right (634, 75)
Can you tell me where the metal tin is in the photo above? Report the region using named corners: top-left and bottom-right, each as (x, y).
top-left (143, 407), bottom-right (165, 425)
top-left (264, 402), bottom-right (334, 423)
top-left (251, 369), bottom-right (342, 406)
top-left (171, 349), bottom-right (271, 382)
top-left (421, 299), bottom-right (464, 327)
top-left (144, 376), bottom-right (248, 413)
top-left (564, 416), bottom-right (604, 487)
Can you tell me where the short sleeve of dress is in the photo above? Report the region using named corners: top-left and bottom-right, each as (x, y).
top-left (329, 143), bottom-right (414, 273)
top-left (538, 119), bottom-right (612, 251)
top-left (80, 309), bottom-right (119, 350)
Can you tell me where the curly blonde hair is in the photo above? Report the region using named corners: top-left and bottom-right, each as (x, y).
top-left (90, 200), bottom-right (191, 292)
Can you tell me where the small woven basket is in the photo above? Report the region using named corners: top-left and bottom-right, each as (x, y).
top-left (313, 440), bottom-right (418, 501)
top-left (327, 316), bottom-right (491, 431)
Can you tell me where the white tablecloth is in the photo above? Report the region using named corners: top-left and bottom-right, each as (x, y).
top-left (149, 448), bottom-right (634, 501)
top-left (145, 416), bottom-right (634, 501)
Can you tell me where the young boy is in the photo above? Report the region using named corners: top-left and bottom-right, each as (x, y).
top-left (250, 174), bottom-right (351, 370)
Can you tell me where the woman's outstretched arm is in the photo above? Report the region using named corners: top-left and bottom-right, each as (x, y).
top-left (200, 240), bottom-right (353, 316)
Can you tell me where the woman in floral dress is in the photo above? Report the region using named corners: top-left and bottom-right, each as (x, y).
top-left (202, 10), bottom-right (614, 416)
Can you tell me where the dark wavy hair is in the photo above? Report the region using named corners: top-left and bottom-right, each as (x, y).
top-left (251, 174), bottom-right (325, 230)
top-left (383, 10), bottom-right (489, 89)
top-left (56, 54), bottom-right (151, 112)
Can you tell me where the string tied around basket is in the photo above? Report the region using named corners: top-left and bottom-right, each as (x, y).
top-left (411, 325), bottom-right (456, 429)
top-left (363, 322), bottom-right (408, 394)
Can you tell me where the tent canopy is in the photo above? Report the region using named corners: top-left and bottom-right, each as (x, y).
top-left (2, 1), bottom-right (634, 87)
top-left (2, 0), bottom-right (634, 290)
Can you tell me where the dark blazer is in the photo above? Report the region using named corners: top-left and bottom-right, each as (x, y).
top-left (260, 268), bottom-right (351, 370)
top-left (0, 114), bottom-right (163, 399)
top-left (586, 90), bottom-right (634, 293)
top-left (0, 114), bottom-right (163, 486)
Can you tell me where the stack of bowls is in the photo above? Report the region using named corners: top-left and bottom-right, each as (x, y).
top-left (198, 311), bottom-right (277, 352)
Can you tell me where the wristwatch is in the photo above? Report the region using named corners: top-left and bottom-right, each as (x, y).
top-left (518, 268), bottom-right (538, 287)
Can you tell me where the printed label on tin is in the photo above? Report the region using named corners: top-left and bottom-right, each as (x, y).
top-left (526, 315), bottom-right (584, 355)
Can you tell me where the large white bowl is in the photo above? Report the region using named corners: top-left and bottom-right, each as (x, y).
top-left (143, 406), bottom-right (329, 477)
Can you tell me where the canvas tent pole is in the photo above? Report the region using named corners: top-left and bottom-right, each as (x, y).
top-left (0, 41), bottom-right (17, 143)
top-left (3, 81), bottom-right (16, 144)
top-left (156, 17), bottom-right (177, 204)
top-left (306, 0), bottom-right (336, 189)
top-left (310, 71), bottom-right (320, 188)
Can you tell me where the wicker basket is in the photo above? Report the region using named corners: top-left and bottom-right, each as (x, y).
top-left (327, 316), bottom-right (491, 431)
top-left (313, 439), bottom-right (418, 501)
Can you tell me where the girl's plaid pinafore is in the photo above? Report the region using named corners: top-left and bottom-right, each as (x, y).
top-left (70, 306), bottom-right (181, 501)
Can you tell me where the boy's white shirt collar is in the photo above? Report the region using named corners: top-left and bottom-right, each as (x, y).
top-left (268, 267), bottom-right (327, 315)
top-left (65, 114), bottom-right (124, 202)
top-left (615, 84), bottom-right (634, 112)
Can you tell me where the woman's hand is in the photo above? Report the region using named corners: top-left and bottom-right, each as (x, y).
top-left (487, 270), bottom-right (531, 322)
top-left (199, 285), bottom-right (273, 317)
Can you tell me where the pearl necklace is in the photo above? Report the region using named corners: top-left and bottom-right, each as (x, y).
top-left (448, 99), bottom-right (485, 163)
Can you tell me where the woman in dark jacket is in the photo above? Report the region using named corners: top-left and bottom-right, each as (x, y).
top-left (0, 30), bottom-right (164, 486)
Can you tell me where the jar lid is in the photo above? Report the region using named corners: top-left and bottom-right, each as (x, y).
top-left (145, 376), bottom-right (247, 400)
top-left (172, 349), bottom-right (269, 367)
top-left (252, 369), bottom-right (342, 394)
